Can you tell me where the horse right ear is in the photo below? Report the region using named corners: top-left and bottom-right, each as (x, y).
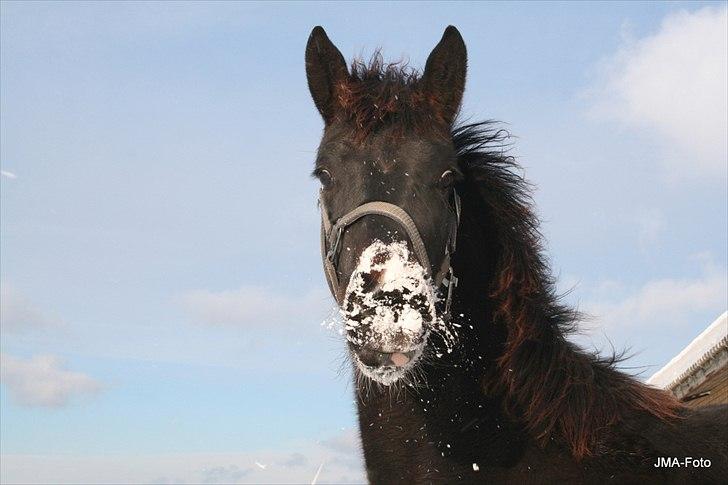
top-left (305, 26), bottom-right (349, 124)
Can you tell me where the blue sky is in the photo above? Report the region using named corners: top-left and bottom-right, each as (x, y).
top-left (1, 1), bottom-right (726, 483)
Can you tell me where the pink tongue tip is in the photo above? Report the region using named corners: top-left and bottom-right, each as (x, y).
top-left (391, 352), bottom-right (410, 367)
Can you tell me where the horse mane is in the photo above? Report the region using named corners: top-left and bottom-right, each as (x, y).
top-left (452, 121), bottom-right (685, 459)
top-left (336, 53), bottom-right (451, 140)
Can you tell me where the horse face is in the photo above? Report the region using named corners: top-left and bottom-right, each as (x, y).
top-left (306, 26), bottom-right (467, 384)
top-left (316, 126), bottom-right (460, 384)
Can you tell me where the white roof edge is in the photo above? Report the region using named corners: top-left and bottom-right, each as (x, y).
top-left (647, 311), bottom-right (728, 389)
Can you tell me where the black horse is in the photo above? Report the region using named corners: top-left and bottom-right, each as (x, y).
top-left (305, 26), bottom-right (727, 484)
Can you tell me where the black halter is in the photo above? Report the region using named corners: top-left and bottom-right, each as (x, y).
top-left (319, 190), bottom-right (461, 317)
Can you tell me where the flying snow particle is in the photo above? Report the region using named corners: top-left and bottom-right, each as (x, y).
top-left (311, 462), bottom-right (324, 485)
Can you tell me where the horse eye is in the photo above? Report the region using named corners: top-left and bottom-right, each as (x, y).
top-left (439, 170), bottom-right (455, 189)
top-left (317, 169), bottom-right (333, 188)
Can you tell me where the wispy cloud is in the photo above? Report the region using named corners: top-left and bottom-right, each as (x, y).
top-left (180, 286), bottom-right (333, 328)
top-left (279, 452), bottom-right (308, 469)
top-left (320, 428), bottom-right (360, 455)
top-left (200, 464), bottom-right (252, 484)
top-left (586, 6), bottom-right (728, 180)
top-left (0, 429), bottom-right (365, 484)
top-left (0, 285), bottom-right (61, 332)
top-left (581, 257), bottom-right (727, 333)
top-left (0, 353), bottom-right (102, 407)
top-left (1, 170), bottom-right (17, 179)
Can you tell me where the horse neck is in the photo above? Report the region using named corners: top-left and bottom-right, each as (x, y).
top-left (353, 348), bottom-right (528, 472)
top-left (353, 191), bottom-right (528, 468)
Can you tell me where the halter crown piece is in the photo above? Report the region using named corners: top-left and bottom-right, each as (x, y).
top-left (319, 190), bottom-right (461, 319)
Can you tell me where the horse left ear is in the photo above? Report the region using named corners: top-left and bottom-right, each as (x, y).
top-left (421, 26), bottom-right (467, 125)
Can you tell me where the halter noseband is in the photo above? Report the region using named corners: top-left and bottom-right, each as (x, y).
top-left (319, 190), bottom-right (461, 318)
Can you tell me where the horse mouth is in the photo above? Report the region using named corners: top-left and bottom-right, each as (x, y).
top-left (352, 346), bottom-right (425, 385)
top-left (342, 241), bottom-right (436, 385)
top-left (356, 348), bottom-right (418, 367)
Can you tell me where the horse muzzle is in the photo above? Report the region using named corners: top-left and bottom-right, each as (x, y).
top-left (318, 192), bottom-right (461, 384)
top-left (341, 241), bottom-right (435, 381)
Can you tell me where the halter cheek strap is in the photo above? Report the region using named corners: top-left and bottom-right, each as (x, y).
top-left (319, 191), bottom-right (460, 317)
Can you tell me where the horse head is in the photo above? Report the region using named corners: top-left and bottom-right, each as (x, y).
top-left (306, 26), bottom-right (467, 385)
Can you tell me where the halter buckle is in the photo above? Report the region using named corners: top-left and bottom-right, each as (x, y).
top-left (443, 266), bottom-right (458, 317)
top-left (327, 226), bottom-right (344, 263)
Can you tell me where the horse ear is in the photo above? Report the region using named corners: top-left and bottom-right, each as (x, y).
top-left (421, 26), bottom-right (467, 125)
top-left (306, 26), bottom-right (349, 124)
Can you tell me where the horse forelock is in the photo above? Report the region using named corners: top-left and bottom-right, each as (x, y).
top-left (335, 52), bottom-right (451, 141)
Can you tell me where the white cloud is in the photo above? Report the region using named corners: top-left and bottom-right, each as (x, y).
top-left (0, 353), bottom-right (102, 407)
top-left (0, 285), bottom-right (60, 332)
top-left (181, 286), bottom-right (334, 327)
top-left (200, 464), bottom-right (251, 484)
top-left (1, 170), bottom-right (17, 179)
top-left (588, 6), bottom-right (728, 180)
top-left (320, 428), bottom-right (360, 454)
top-left (0, 429), bottom-right (365, 484)
top-left (582, 261), bottom-right (727, 333)
top-left (279, 452), bottom-right (308, 468)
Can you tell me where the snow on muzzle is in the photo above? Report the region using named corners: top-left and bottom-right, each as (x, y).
top-left (342, 240), bottom-right (437, 370)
